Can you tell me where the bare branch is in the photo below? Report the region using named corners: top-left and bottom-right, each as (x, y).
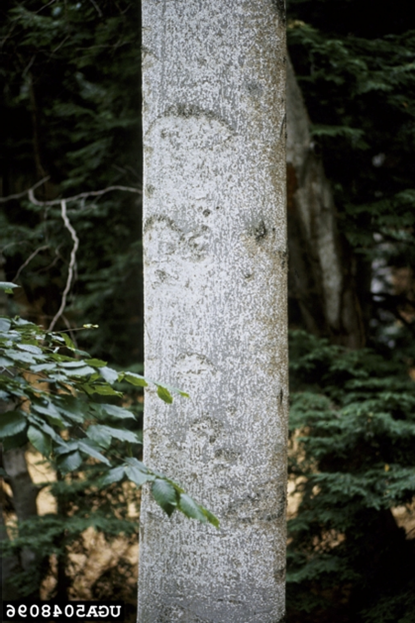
top-left (34, 0), bottom-right (58, 15)
top-left (51, 35), bottom-right (71, 56)
top-left (48, 201), bottom-right (79, 332)
top-left (0, 241), bottom-right (31, 256)
top-left (0, 178), bottom-right (141, 207)
top-left (88, 0), bottom-right (103, 17)
top-left (0, 177), bottom-right (50, 203)
top-left (1, 179), bottom-right (141, 328)
top-left (13, 245), bottom-right (49, 282)
top-left (37, 247), bottom-right (62, 274)
top-left (22, 55), bottom-right (36, 79)
top-left (61, 314), bottom-right (78, 347)
top-left (28, 184), bottom-right (142, 206)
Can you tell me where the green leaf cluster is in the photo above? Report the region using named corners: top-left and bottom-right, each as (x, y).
top-left (0, 287), bottom-right (218, 530)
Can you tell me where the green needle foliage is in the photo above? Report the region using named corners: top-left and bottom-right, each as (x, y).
top-left (286, 6), bottom-right (415, 617)
top-left (287, 0), bottom-right (415, 352)
top-left (288, 331), bottom-right (415, 623)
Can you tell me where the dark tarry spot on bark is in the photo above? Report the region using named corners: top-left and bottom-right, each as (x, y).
top-left (224, 484), bottom-right (286, 523)
top-left (271, 0), bottom-right (286, 23)
top-left (274, 565), bottom-right (286, 582)
top-left (278, 250), bottom-right (288, 270)
top-left (275, 484), bottom-right (287, 519)
top-left (164, 103), bottom-right (236, 133)
top-left (246, 80), bottom-right (264, 98)
top-left (255, 220), bottom-right (267, 241)
top-left (144, 214), bottom-right (180, 234)
top-left (214, 447), bottom-right (240, 462)
top-left (279, 113), bottom-right (286, 140)
top-left (144, 216), bottom-right (209, 260)
top-left (279, 389), bottom-right (283, 405)
top-left (176, 102), bottom-right (204, 118)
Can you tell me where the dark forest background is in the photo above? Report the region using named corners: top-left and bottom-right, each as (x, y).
top-left (1, 1), bottom-right (415, 621)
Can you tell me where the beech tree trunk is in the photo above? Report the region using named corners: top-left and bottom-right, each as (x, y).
top-left (286, 55), bottom-right (365, 349)
top-left (138, 2), bottom-right (287, 622)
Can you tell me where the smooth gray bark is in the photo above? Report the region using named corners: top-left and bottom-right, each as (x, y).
top-left (139, 2), bottom-right (287, 622)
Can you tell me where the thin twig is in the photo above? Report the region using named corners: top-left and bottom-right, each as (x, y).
top-left (0, 177), bottom-right (141, 206)
top-left (1, 179), bottom-right (141, 330)
top-left (0, 241), bottom-right (31, 255)
top-left (0, 177), bottom-right (50, 203)
top-left (1, 22), bottom-right (17, 50)
top-left (34, 0), bottom-right (57, 15)
top-left (48, 201), bottom-right (79, 332)
top-left (13, 245), bottom-right (49, 282)
top-left (37, 247), bottom-right (62, 274)
top-left (28, 184), bottom-right (142, 206)
top-left (61, 314), bottom-right (78, 347)
top-left (51, 34), bottom-right (71, 56)
top-left (22, 55), bottom-right (36, 79)
top-left (88, 0), bottom-right (103, 17)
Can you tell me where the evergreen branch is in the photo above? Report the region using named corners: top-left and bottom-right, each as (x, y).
top-left (48, 201), bottom-right (79, 332)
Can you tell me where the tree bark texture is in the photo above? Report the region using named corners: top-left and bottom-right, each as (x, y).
top-left (1, 386), bottom-right (40, 598)
top-left (286, 55), bottom-right (365, 349)
top-left (1, 489), bottom-right (22, 601)
top-left (139, 2), bottom-right (287, 622)
top-left (2, 446), bottom-right (39, 571)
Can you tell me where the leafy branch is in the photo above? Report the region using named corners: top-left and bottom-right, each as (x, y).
top-left (0, 282), bottom-right (218, 528)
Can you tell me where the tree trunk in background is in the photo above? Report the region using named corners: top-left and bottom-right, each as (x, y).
top-left (1, 481), bottom-right (22, 602)
top-left (0, 370), bottom-right (40, 599)
top-left (138, 1), bottom-right (287, 622)
top-left (286, 55), bottom-right (365, 349)
top-left (0, 272), bottom-right (43, 599)
top-left (2, 446), bottom-right (40, 582)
